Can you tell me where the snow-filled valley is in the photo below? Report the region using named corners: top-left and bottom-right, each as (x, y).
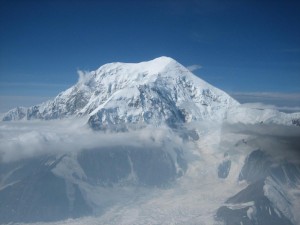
top-left (0, 57), bottom-right (300, 225)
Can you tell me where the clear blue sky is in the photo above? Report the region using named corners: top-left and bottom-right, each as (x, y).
top-left (0, 0), bottom-right (300, 112)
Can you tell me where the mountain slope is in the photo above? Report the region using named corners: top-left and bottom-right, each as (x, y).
top-left (2, 57), bottom-right (238, 130)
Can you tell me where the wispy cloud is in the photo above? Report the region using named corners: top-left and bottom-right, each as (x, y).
top-left (77, 70), bottom-right (91, 84)
top-left (187, 64), bottom-right (203, 72)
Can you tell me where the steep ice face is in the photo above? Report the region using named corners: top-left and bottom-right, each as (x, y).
top-left (2, 57), bottom-right (238, 130)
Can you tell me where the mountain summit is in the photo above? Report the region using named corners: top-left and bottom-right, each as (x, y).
top-left (2, 56), bottom-right (238, 130)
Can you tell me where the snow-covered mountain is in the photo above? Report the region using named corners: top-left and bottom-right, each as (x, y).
top-left (1, 57), bottom-right (300, 225)
top-left (3, 56), bottom-right (299, 128)
top-left (2, 57), bottom-right (238, 130)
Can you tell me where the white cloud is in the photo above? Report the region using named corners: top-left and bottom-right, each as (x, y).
top-left (0, 116), bottom-right (299, 179)
top-left (187, 64), bottom-right (202, 72)
top-left (0, 118), bottom-right (182, 163)
top-left (77, 70), bottom-right (91, 84)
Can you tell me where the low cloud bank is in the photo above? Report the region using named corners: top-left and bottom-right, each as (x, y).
top-left (0, 118), bottom-right (182, 163)
top-left (1, 117), bottom-right (300, 164)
